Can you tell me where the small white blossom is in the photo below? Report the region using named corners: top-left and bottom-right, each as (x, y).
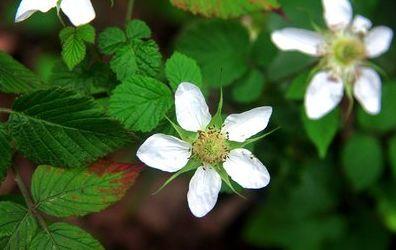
top-left (271, 0), bottom-right (393, 120)
top-left (15, 0), bottom-right (95, 27)
top-left (137, 83), bottom-right (272, 217)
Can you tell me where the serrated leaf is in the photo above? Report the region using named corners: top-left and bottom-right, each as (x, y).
top-left (342, 134), bottom-right (384, 191)
top-left (110, 44), bottom-right (138, 81)
top-left (165, 52), bottom-right (203, 91)
top-left (0, 202), bottom-right (37, 249)
top-left (177, 20), bottom-right (250, 87)
top-left (98, 27), bottom-right (127, 55)
top-left (9, 88), bottom-right (130, 168)
top-left (0, 51), bottom-right (45, 94)
top-left (59, 25), bottom-right (95, 70)
top-left (30, 223), bottom-right (103, 250)
top-left (0, 124), bottom-right (11, 182)
top-left (32, 161), bottom-right (142, 217)
top-left (170, 0), bottom-right (280, 18)
top-left (232, 69), bottom-right (265, 103)
top-left (126, 20), bottom-right (151, 39)
top-left (302, 108), bottom-right (339, 158)
top-left (109, 76), bottom-right (173, 132)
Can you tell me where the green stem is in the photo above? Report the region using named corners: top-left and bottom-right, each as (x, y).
top-left (0, 108), bottom-right (12, 114)
top-left (126, 0), bottom-right (135, 22)
top-left (12, 165), bottom-right (51, 235)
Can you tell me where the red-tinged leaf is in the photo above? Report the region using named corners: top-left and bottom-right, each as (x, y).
top-left (31, 161), bottom-right (143, 217)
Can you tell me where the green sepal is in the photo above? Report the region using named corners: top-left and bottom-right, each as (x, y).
top-left (215, 164), bottom-right (245, 199)
top-left (165, 116), bottom-right (197, 143)
top-left (152, 158), bottom-right (200, 195)
top-left (208, 88), bottom-right (223, 129)
top-left (228, 127), bottom-right (280, 150)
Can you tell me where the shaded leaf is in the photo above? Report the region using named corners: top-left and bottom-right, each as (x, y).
top-left (232, 69), bottom-right (265, 103)
top-left (0, 123), bottom-right (11, 182)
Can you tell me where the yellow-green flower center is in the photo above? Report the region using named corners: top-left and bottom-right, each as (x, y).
top-left (192, 128), bottom-right (229, 165)
top-left (331, 37), bottom-right (365, 66)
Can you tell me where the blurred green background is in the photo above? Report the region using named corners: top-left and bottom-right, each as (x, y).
top-left (1, 0), bottom-right (396, 249)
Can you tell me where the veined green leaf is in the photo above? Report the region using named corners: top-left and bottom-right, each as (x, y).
top-left (0, 51), bottom-right (45, 94)
top-left (165, 52), bottom-right (203, 91)
top-left (30, 223), bottom-right (104, 250)
top-left (98, 27), bottom-right (127, 55)
top-left (0, 123), bottom-right (11, 182)
top-left (0, 202), bottom-right (37, 249)
top-left (32, 161), bottom-right (142, 217)
top-left (126, 20), bottom-right (151, 39)
top-left (9, 88), bottom-right (130, 168)
top-left (109, 76), bottom-right (173, 132)
top-left (170, 0), bottom-right (280, 19)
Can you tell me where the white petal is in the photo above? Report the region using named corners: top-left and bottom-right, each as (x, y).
top-left (322, 0), bottom-right (353, 30)
top-left (187, 166), bottom-right (221, 217)
top-left (222, 107), bottom-right (272, 143)
top-left (60, 0), bottom-right (96, 26)
top-left (305, 71), bottom-right (344, 120)
top-left (352, 15), bottom-right (372, 34)
top-left (364, 26), bottom-right (393, 58)
top-left (137, 134), bottom-right (191, 172)
top-left (175, 82), bottom-right (211, 132)
top-left (271, 28), bottom-right (325, 56)
top-left (15, 0), bottom-right (57, 22)
top-left (354, 67), bottom-right (382, 115)
top-left (223, 149), bottom-right (270, 189)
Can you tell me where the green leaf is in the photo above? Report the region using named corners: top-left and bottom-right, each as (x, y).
top-left (357, 83), bottom-right (396, 133)
top-left (0, 51), bottom-right (45, 94)
top-left (165, 52), bottom-right (203, 91)
top-left (177, 20), bottom-right (250, 87)
top-left (125, 20), bottom-right (151, 39)
top-left (109, 76), bottom-right (173, 132)
top-left (60, 25), bottom-right (95, 70)
top-left (0, 201), bottom-right (37, 249)
top-left (286, 71), bottom-right (310, 100)
top-left (109, 44), bottom-right (138, 81)
top-left (30, 223), bottom-right (104, 250)
top-left (232, 69), bottom-right (265, 103)
top-left (302, 108), bottom-right (340, 158)
top-left (250, 31), bottom-right (277, 69)
top-left (170, 0), bottom-right (280, 18)
top-left (32, 161), bottom-right (142, 217)
top-left (0, 124), bottom-right (11, 182)
top-left (98, 27), bottom-right (127, 55)
top-left (388, 136), bottom-right (396, 178)
top-left (9, 88), bottom-right (130, 168)
top-left (342, 134), bottom-right (384, 191)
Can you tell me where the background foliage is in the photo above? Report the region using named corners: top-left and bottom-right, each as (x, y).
top-left (0, 0), bottom-right (396, 249)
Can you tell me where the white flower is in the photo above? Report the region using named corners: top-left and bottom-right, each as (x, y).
top-left (271, 0), bottom-right (393, 120)
top-left (137, 82), bottom-right (272, 217)
top-left (15, 0), bottom-right (96, 27)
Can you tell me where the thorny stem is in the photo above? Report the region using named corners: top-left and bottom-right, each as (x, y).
top-left (126, 0), bottom-right (135, 22)
top-left (12, 165), bottom-right (51, 235)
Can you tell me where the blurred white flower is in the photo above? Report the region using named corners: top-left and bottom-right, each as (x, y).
top-left (15, 0), bottom-right (95, 27)
top-left (271, 0), bottom-right (393, 120)
top-left (137, 82), bottom-right (272, 217)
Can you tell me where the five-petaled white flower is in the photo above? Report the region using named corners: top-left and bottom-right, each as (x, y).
top-left (271, 0), bottom-right (393, 119)
top-left (137, 82), bottom-right (272, 217)
top-left (15, 0), bottom-right (95, 27)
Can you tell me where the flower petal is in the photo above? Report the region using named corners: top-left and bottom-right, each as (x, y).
top-left (305, 71), bottom-right (344, 120)
top-left (187, 166), bottom-right (221, 217)
top-left (322, 0), bottom-right (353, 30)
top-left (223, 149), bottom-right (270, 189)
top-left (271, 28), bottom-right (325, 56)
top-left (175, 82), bottom-right (211, 132)
top-left (352, 15), bottom-right (372, 34)
top-left (222, 107), bottom-right (272, 143)
top-left (354, 67), bottom-right (382, 115)
top-left (364, 26), bottom-right (393, 58)
top-left (137, 134), bottom-right (191, 172)
top-left (60, 0), bottom-right (96, 26)
top-left (15, 0), bottom-right (57, 22)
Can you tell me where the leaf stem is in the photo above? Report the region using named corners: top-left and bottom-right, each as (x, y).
top-left (126, 0), bottom-right (135, 22)
top-left (12, 165), bottom-right (51, 235)
top-left (0, 107), bottom-right (12, 114)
